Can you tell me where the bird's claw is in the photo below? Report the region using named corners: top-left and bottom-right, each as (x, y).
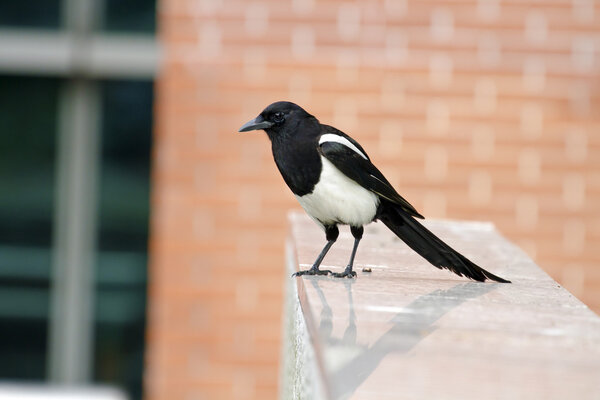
top-left (332, 267), bottom-right (357, 279)
top-left (293, 268), bottom-right (331, 277)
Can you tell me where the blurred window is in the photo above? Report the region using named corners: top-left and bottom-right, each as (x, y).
top-left (0, 1), bottom-right (61, 29)
top-left (0, 0), bottom-right (156, 398)
top-left (0, 76), bottom-right (153, 400)
top-left (102, 0), bottom-right (156, 33)
top-left (94, 80), bottom-right (153, 400)
top-left (0, 75), bottom-right (60, 379)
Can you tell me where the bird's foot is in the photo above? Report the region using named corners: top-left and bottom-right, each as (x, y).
top-left (332, 266), bottom-right (357, 279)
top-left (293, 267), bottom-right (331, 277)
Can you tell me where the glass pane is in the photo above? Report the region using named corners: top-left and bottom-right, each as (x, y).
top-left (0, 1), bottom-right (61, 29)
top-left (103, 0), bottom-right (156, 33)
top-left (0, 75), bottom-right (60, 379)
top-left (94, 80), bottom-right (153, 400)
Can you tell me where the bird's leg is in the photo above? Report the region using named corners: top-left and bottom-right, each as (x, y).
top-left (332, 226), bottom-right (363, 278)
top-left (293, 225), bottom-right (338, 277)
top-left (293, 240), bottom-right (334, 276)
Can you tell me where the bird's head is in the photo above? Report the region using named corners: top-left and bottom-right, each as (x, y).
top-left (238, 101), bottom-right (314, 139)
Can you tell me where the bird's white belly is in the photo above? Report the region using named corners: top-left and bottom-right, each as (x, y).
top-left (295, 157), bottom-right (379, 227)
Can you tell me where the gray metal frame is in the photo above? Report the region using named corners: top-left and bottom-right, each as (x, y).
top-left (0, 29), bottom-right (159, 78)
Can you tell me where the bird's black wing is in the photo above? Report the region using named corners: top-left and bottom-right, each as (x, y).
top-left (318, 138), bottom-right (424, 219)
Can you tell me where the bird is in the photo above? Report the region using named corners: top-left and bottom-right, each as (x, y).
top-left (238, 101), bottom-right (510, 283)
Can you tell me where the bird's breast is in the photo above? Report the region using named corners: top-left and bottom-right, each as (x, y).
top-left (272, 136), bottom-right (321, 196)
top-left (295, 156), bottom-right (379, 227)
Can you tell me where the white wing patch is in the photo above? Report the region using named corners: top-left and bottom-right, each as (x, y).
top-left (319, 134), bottom-right (368, 160)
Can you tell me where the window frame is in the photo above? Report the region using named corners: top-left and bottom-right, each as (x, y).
top-left (0, 0), bottom-right (159, 391)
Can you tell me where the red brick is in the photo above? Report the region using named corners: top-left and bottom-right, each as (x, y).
top-left (148, 1), bottom-right (600, 399)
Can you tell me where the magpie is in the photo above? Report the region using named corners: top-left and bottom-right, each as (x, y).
top-left (239, 101), bottom-right (510, 283)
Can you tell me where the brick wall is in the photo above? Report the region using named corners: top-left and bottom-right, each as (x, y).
top-left (148, 1), bottom-right (599, 399)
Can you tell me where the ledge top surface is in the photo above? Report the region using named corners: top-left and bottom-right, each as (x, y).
top-left (288, 212), bottom-right (600, 400)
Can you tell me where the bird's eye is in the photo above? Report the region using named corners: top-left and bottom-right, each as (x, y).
top-left (272, 112), bottom-right (285, 123)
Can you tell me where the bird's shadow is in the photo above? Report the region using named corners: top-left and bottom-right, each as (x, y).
top-left (307, 278), bottom-right (499, 399)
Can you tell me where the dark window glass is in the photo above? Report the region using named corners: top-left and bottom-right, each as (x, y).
top-left (0, 75), bottom-right (60, 379)
top-left (0, 1), bottom-right (61, 29)
top-left (94, 80), bottom-right (153, 400)
top-left (103, 0), bottom-right (156, 33)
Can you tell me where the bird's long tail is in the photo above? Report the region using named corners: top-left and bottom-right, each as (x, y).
top-left (377, 201), bottom-right (510, 283)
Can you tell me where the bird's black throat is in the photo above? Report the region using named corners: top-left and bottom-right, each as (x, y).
top-left (268, 115), bottom-right (322, 196)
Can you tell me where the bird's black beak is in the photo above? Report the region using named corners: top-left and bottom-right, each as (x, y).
top-left (238, 116), bottom-right (274, 132)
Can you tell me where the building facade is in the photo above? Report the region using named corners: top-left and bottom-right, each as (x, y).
top-left (150, 0), bottom-right (599, 399)
top-left (1, 1), bottom-right (598, 399)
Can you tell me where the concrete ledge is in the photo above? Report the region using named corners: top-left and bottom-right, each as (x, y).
top-left (281, 212), bottom-right (600, 400)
